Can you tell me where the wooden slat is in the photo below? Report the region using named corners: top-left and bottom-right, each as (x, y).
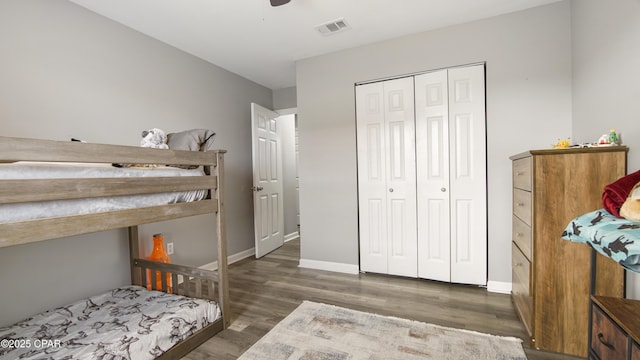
top-left (0, 176), bottom-right (216, 204)
top-left (161, 271), bottom-right (168, 292)
top-left (0, 200), bottom-right (217, 248)
top-left (0, 136), bottom-right (220, 166)
top-left (195, 279), bottom-right (203, 298)
top-left (171, 273), bottom-right (179, 295)
top-left (209, 281), bottom-right (215, 300)
top-left (129, 226), bottom-right (140, 285)
top-left (150, 271), bottom-right (157, 291)
top-left (141, 264), bottom-right (147, 288)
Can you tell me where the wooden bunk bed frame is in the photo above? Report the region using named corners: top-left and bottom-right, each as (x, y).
top-left (0, 136), bottom-right (230, 360)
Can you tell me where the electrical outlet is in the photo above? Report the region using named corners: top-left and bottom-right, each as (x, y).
top-left (166, 242), bottom-right (174, 255)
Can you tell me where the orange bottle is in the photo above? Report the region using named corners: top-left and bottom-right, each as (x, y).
top-left (146, 233), bottom-right (172, 292)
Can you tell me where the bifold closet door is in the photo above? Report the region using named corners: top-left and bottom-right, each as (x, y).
top-left (356, 77), bottom-right (417, 277)
top-left (415, 65), bottom-right (487, 285)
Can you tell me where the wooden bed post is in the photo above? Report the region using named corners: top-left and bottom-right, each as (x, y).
top-left (129, 226), bottom-right (140, 286)
top-left (215, 151), bottom-right (231, 328)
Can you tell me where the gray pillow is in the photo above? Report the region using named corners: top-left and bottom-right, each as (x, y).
top-left (167, 129), bottom-right (216, 152)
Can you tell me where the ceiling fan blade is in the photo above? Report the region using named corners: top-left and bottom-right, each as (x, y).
top-left (270, 0), bottom-right (291, 6)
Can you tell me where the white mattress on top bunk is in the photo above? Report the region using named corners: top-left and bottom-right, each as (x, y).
top-left (0, 162), bottom-right (208, 223)
top-left (0, 285), bottom-right (221, 360)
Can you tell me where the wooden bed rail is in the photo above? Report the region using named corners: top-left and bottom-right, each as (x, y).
top-left (0, 176), bottom-right (217, 204)
top-left (0, 136), bottom-right (218, 166)
top-left (132, 258), bottom-right (218, 300)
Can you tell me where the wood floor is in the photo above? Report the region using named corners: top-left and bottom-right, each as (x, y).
top-left (184, 239), bottom-right (583, 360)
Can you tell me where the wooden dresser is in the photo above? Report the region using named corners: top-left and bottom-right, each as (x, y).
top-left (590, 296), bottom-right (640, 360)
top-left (510, 147), bottom-right (627, 357)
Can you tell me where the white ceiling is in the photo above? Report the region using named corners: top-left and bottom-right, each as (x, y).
top-left (68, 0), bottom-right (562, 90)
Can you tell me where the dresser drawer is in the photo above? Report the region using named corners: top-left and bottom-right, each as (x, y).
top-left (512, 243), bottom-right (530, 297)
top-left (512, 243), bottom-right (533, 336)
top-left (513, 157), bottom-right (532, 191)
top-left (513, 215), bottom-right (532, 261)
top-left (591, 305), bottom-right (628, 360)
top-left (513, 188), bottom-right (532, 226)
top-left (632, 341), bottom-right (640, 360)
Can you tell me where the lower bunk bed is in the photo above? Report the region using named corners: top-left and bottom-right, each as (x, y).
top-left (0, 135), bottom-right (230, 360)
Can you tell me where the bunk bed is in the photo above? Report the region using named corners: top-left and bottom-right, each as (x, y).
top-left (0, 136), bottom-right (230, 360)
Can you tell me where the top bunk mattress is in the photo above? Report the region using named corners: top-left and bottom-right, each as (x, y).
top-left (0, 162), bottom-right (208, 223)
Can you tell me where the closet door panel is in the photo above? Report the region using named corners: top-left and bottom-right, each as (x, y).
top-left (384, 77), bottom-right (417, 277)
top-left (415, 70), bottom-right (451, 281)
top-left (449, 65), bottom-right (487, 285)
top-left (356, 82), bottom-right (388, 273)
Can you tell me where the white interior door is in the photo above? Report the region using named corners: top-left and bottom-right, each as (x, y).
top-left (251, 103), bottom-right (284, 258)
top-left (356, 77), bottom-right (417, 277)
top-left (448, 65), bottom-right (486, 285)
top-left (415, 69), bottom-right (451, 282)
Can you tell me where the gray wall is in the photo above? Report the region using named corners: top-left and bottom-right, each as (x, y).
top-left (0, 0), bottom-right (271, 326)
top-left (296, 2), bottom-right (572, 287)
top-left (571, 0), bottom-right (640, 298)
top-left (273, 86), bottom-right (297, 110)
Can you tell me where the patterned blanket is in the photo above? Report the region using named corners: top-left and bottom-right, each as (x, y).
top-left (562, 209), bottom-right (640, 273)
top-left (0, 286), bottom-right (220, 360)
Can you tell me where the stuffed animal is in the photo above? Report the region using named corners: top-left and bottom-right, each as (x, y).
top-left (140, 128), bottom-right (168, 149)
top-left (620, 182), bottom-right (640, 222)
top-left (112, 128), bottom-right (167, 168)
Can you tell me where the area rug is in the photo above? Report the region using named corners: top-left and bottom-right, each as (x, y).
top-left (238, 301), bottom-right (526, 360)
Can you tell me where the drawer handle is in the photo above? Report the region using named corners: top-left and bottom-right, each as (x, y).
top-left (597, 333), bottom-right (615, 350)
top-left (517, 202), bottom-right (525, 207)
top-left (516, 232), bottom-right (524, 237)
top-left (516, 171), bottom-right (525, 176)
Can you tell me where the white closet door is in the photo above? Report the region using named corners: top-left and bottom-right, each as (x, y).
top-left (356, 77), bottom-right (417, 277)
top-left (448, 65), bottom-right (486, 285)
top-left (356, 82), bottom-right (388, 274)
top-left (415, 70), bottom-right (451, 282)
top-left (415, 65), bottom-right (486, 285)
top-left (384, 78), bottom-right (417, 277)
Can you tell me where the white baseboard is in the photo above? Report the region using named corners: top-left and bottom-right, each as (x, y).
top-left (298, 258), bottom-right (360, 275)
top-left (487, 280), bottom-right (512, 294)
top-left (199, 247), bottom-right (255, 271)
top-left (284, 232), bottom-right (300, 243)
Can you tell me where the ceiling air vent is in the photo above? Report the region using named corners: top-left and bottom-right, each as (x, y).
top-left (315, 18), bottom-right (351, 36)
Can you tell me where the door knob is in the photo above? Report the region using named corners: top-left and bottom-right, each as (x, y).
top-left (389, 188), bottom-right (394, 193)
top-left (441, 187), bottom-right (447, 192)
top-left (251, 186), bottom-right (264, 192)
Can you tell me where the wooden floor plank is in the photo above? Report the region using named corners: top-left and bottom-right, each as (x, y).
top-left (184, 239), bottom-right (582, 360)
